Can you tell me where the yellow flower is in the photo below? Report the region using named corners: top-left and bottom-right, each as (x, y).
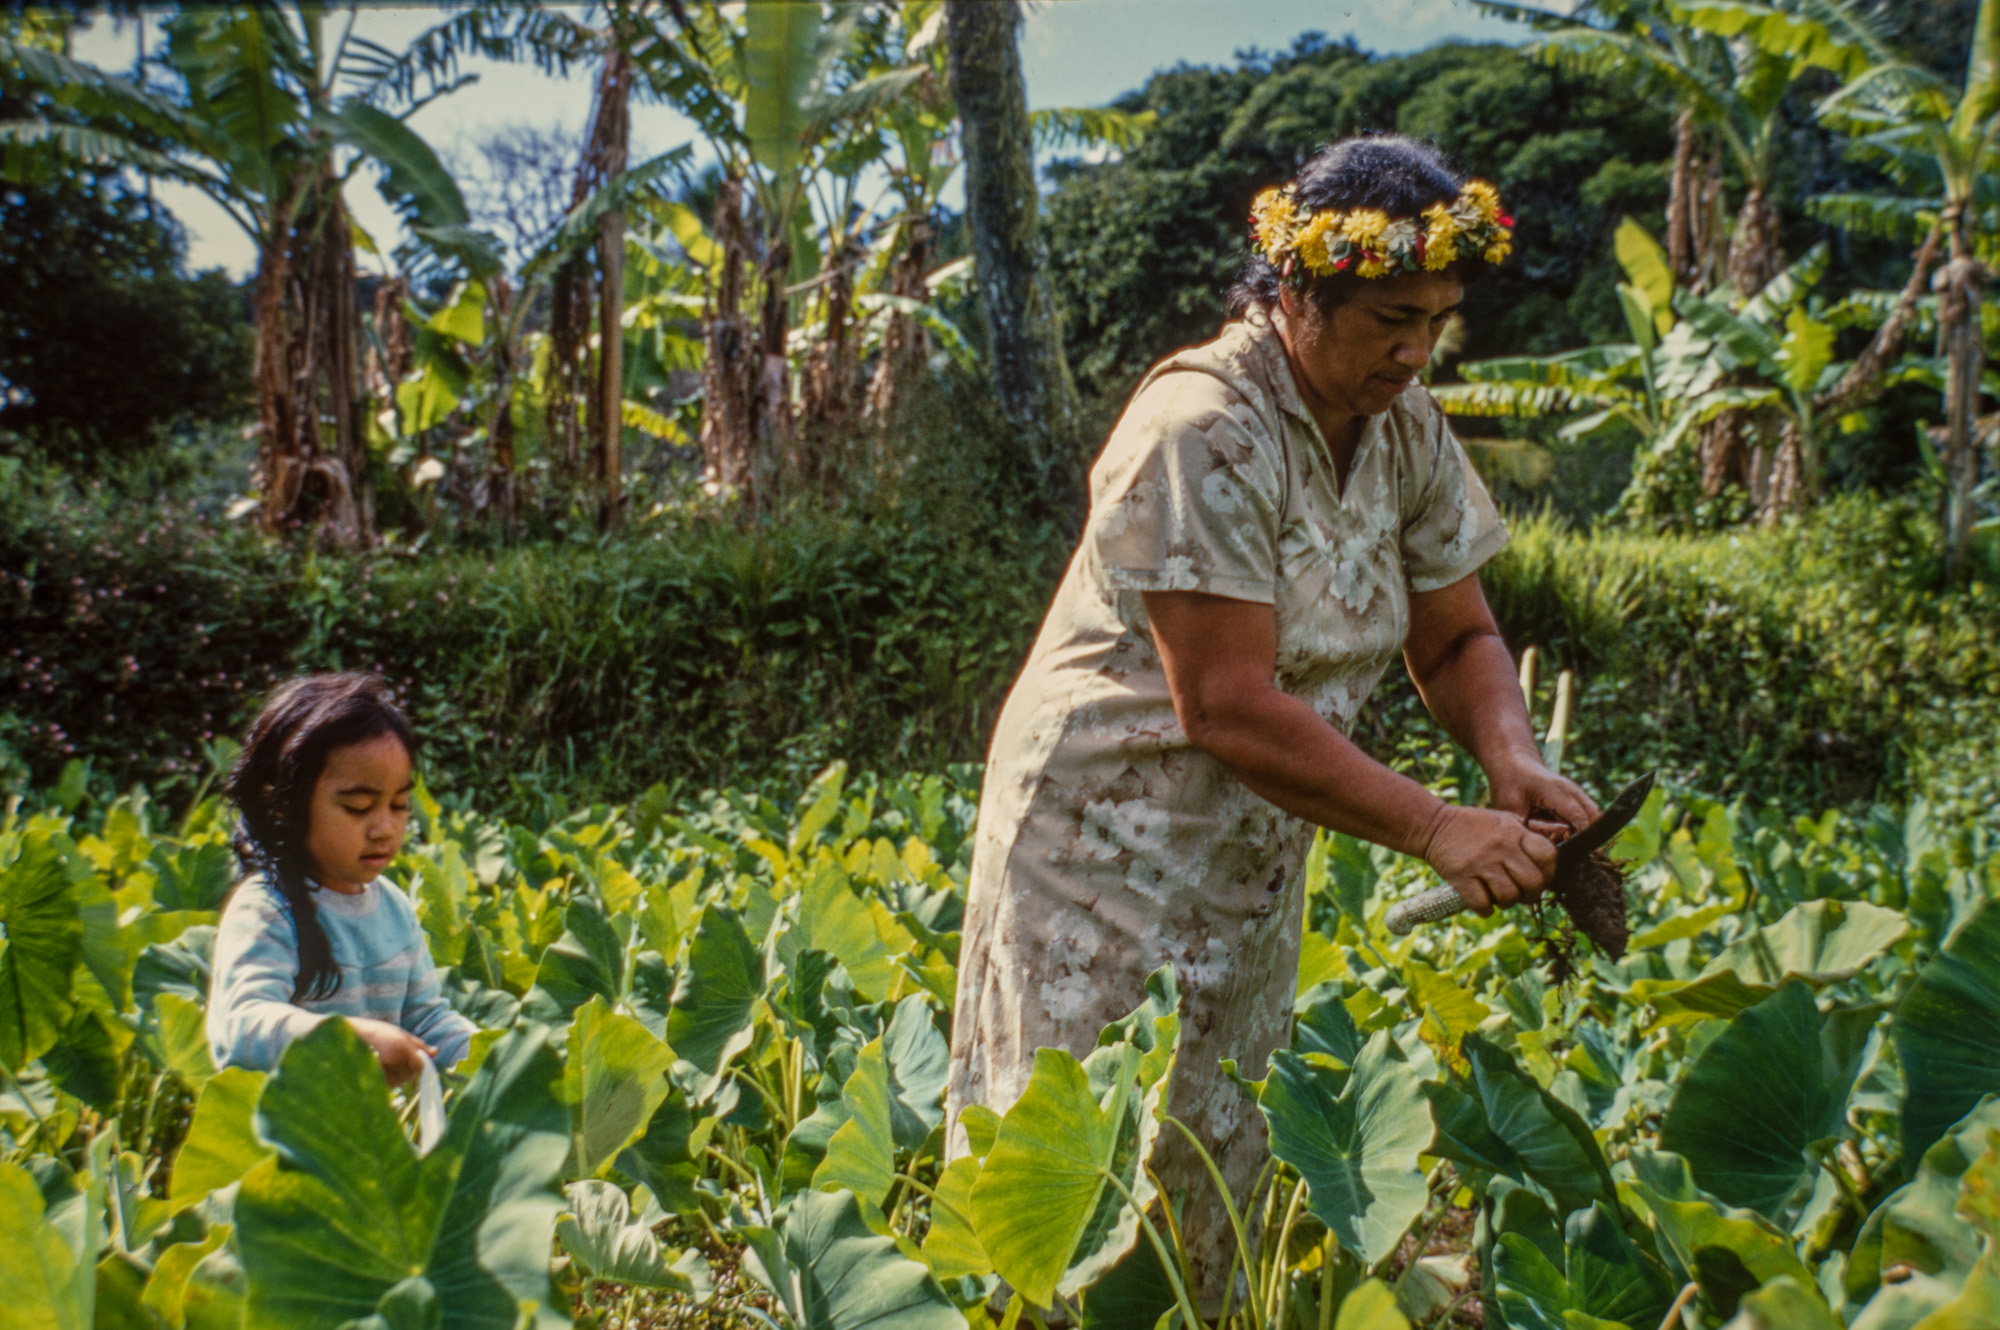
top-left (1357, 252), bottom-right (1394, 279)
top-left (1295, 212), bottom-right (1343, 275)
top-left (1483, 227), bottom-right (1514, 264)
top-left (1462, 179), bottom-right (1503, 226)
top-left (1343, 207), bottom-right (1392, 250)
top-left (1251, 187), bottom-right (1300, 261)
top-left (1421, 203), bottom-right (1460, 270)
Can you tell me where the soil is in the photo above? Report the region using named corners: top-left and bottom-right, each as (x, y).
top-left (1528, 807), bottom-right (1631, 984)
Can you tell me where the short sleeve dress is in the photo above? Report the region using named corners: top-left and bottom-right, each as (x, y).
top-left (944, 307), bottom-right (1508, 1295)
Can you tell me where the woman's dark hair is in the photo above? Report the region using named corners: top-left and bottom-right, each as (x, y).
top-left (1227, 134), bottom-right (1485, 320)
top-left (223, 673), bottom-right (416, 1001)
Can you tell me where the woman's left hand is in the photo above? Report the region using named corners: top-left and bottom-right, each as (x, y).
top-left (1488, 755), bottom-right (1599, 831)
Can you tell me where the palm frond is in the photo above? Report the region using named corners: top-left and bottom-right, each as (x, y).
top-left (521, 145), bottom-right (698, 285)
top-left (342, 3), bottom-right (599, 106)
top-left (1031, 106), bottom-right (1157, 153)
top-left (1808, 191), bottom-right (1940, 240)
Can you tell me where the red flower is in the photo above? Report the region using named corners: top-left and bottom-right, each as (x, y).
top-left (1498, 213), bottom-right (1515, 227)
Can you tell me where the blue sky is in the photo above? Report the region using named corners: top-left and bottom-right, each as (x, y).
top-left (70, 1), bottom-right (1555, 278)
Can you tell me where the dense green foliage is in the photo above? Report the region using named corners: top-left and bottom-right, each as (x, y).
top-left (0, 178), bottom-right (249, 463)
top-left (1041, 36), bottom-right (1677, 404)
top-left (9, 454), bottom-right (1994, 825)
top-left (3, 760), bottom-right (1996, 1329)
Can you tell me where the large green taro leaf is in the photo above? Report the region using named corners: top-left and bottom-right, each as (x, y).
top-left (0, 829), bottom-right (84, 1071)
top-left (169, 1066), bottom-right (272, 1205)
top-left (1702, 899), bottom-right (1907, 986)
top-left (813, 1038), bottom-right (897, 1207)
top-left (234, 1020), bottom-right (568, 1329)
top-left (879, 995), bottom-right (949, 1151)
top-left (1425, 1035), bottom-right (1616, 1216)
top-left (1727, 1276), bottom-right (1845, 1330)
top-left (617, 1090), bottom-right (704, 1218)
top-left (521, 896), bottom-right (626, 1024)
top-left (0, 1158), bottom-right (93, 1329)
top-left (970, 1043), bottom-right (1169, 1308)
top-left (1629, 1180), bottom-right (1813, 1316)
top-left (565, 996), bottom-right (673, 1179)
top-left (668, 905), bottom-right (766, 1100)
top-left (1255, 1034), bottom-right (1428, 1264)
top-left (1494, 1201), bottom-right (1673, 1330)
top-left (1659, 979), bottom-right (1870, 1219)
top-left (558, 1180), bottom-right (710, 1296)
top-left (743, 1188), bottom-right (961, 1330)
top-left (1850, 1097), bottom-right (2000, 1329)
top-left (1896, 898), bottom-right (2000, 1165)
top-left (800, 995), bottom-right (951, 1195)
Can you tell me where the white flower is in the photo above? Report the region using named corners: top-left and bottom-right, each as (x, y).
top-left (1161, 554), bottom-right (1197, 590)
top-left (1381, 218), bottom-right (1421, 256)
top-left (1202, 469), bottom-right (1246, 514)
top-left (1081, 797), bottom-right (1170, 861)
top-left (1042, 969), bottom-right (1097, 1024)
top-left (1125, 855), bottom-right (1173, 901)
top-left (1328, 554), bottom-right (1379, 613)
top-left (1439, 498), bottom-right (1477, 568)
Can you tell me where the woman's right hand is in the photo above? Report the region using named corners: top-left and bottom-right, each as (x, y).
top-left (1419, 804), bottom-right (1558, 916)
top-left (346, 1017), bottom-right (436, 1087)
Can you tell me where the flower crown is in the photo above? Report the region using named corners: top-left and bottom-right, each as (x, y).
top-left (1249, 179), bottom-right (1514, 281)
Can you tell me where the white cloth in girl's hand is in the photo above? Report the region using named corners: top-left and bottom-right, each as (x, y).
top-left (206, 874), bottom-right (478, 1073)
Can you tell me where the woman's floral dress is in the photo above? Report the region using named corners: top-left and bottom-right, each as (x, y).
top-left (944, 308), bottom-right (1508, 1297)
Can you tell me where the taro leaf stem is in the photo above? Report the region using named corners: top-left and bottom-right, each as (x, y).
top-left (1144, 1163), bottom-right (1202, 1311)
top-left (1163, 1114), bottom-right (1269, 1329)
top-left (0, 1060), bottom-right (52, 1156)
top-left (892, 1172), bottom-right (975, 1234)
top-left (1318, 1235), bottom-right (1338, 1330)
top-left (1098, 1159), bottom-right (1207, 1330)
top-left (1657, 1282), bottom-right (1700, 1330)
top-left (1265, 1175), bottom-right (1309, 1330)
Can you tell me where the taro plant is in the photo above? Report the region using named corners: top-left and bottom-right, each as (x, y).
top-left (2, 738), bottom-right (1997, 1329)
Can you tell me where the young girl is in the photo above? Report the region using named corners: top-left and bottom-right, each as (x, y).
top-left (207, 673), bottom-right (476, 1085)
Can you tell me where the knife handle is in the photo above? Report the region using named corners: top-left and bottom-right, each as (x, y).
top-left (1385, 884), bottom-right (1471, 935)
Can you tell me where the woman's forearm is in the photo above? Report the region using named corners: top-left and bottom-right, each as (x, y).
top-left (1180, 685), bottom-right (1447, 858)
top-left (1406, 626), bottom-right (1541, 779)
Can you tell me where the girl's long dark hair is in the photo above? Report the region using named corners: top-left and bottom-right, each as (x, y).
top-left (1227, 133), bottom-right (1485, 320)
top-left (223, 673), bottom-right (416, 1002)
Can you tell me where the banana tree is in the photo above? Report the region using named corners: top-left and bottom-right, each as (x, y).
top-left (1436, 219), bottom-right (1844, 523)
top-left (1812, 0), bottom-right (2000, 579)
top-left (0, 6), bottom-right (495, 545)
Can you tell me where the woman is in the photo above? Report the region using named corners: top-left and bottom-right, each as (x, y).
top-left (944, 135), bottom-right (1598, 1297)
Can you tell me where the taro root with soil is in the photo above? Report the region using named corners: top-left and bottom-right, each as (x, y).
top-left (1529, 806), bottom-right (1631, 984)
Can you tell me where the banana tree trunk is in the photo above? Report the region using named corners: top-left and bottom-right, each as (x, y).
top-left (1726, 181), bottom-right (1784, 302)
top-left (944, 0), bottom-right (1084, 520)
top-left (700, 176), bottom-right (759, 509)
top-left (865, 213), bottom-right (933, 425)
top-left (758, 234), bottom-right (794, 505)
top-left (253, 161), bottom-right (368, 546)
top-left (486, 275), bottom-right (517, 530)
top-left (798, 239), bottom-right (860, 494)
top-left (1941, 209), bottom-right (1987, 581)
top-left (1817, 220), bottom-right (1945, 419)
top-left (593, 41), bottom-right (631, 531)
top-left (1666, 111), bottom-right (1702, 292)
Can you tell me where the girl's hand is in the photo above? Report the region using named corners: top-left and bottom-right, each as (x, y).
top-left (346, 1017), bottom-right (436, 1087)
top-left (1487, 755), bottom-right (1599, 831)
top-left (1420, 803), bottom-right (1558, 916)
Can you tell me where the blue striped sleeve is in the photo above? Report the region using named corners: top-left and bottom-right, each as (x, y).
top-left (206, 883), bottom-right (327, 1071)
top-left (382, 886), bottom-right (479, 1068)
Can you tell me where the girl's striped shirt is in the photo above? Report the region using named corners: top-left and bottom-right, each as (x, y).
top-left (206, 874), bottom-right (477, 1072)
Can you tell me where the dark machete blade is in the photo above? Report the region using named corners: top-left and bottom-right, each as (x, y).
top-left (1551, 771), bottom-right (1655, 884)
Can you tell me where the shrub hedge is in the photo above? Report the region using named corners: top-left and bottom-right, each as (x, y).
top-left (6, 473), bottom-right (1994, 824)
